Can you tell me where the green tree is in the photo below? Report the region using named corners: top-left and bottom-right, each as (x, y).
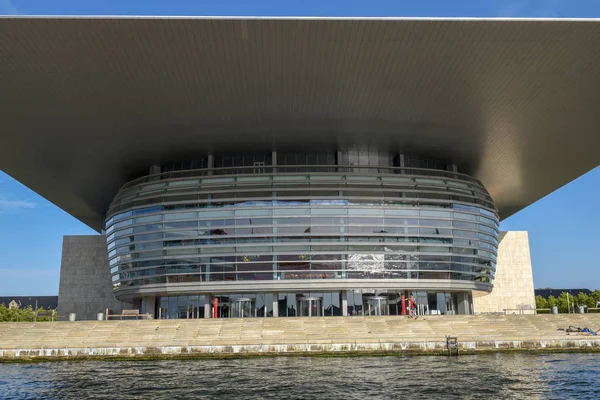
top-left (591, 290), bottom-right (600, 309)
top-left (555, 292), bottom-right (573, 313)
top-left (536, 289), bottom-right (600, 313)
top-left (0, 305), bottom-right (51, 322)
top-left (575, 293), bottom-right (593, 309)
top-left (535, 295), bottom-right (548, 310)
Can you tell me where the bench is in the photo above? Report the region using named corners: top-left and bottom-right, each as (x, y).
top-left (105, 309), bottom-right (153, 320)
top-left (503, 308), bottom-right (536, 315)
top-left (34, 309), bottom-right (57, 322)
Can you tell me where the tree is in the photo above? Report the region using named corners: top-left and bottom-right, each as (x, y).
top-left (535, 295), bottom-right (548, 310)
top-left (0, 305), bottom-right (52, 322)
top-left (575, 292), bottom-right (593, 309)
top-left (591, 290), bottom-right (600, 308)
top-left (536, 290), bottom-right (600, 313)
top-left (555, 292), bottom-right (573, 313)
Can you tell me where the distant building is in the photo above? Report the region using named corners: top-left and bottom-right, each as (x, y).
top-left (0, 296), bottom-right (59, 310)
top-left (534, 289), bottom-right (593, 299)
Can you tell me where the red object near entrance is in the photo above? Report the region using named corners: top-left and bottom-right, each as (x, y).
top-left (213, 298), bottom-right (218, 318)
top-left (401, 295), bottom-right (406, 315)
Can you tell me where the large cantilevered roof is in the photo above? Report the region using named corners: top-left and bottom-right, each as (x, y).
top-left (0, 16), bottom-right (599, 231)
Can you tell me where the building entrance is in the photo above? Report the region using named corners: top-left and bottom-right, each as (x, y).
top-left (365, 296), bottom-right (389, 316)
top-left (230, 297), bottom-right (254, 318)
top-left (297, 296), bottom-right (322, 317)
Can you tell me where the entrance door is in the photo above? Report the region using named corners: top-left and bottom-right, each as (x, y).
top-left (365, 296), bottom-right (389, 316)
top-left (188, 296), bottom-right (204, 319)
top-left (230, 298), bottom-right (254, 318)
top-left (297, 297), bottom-right (322, 317)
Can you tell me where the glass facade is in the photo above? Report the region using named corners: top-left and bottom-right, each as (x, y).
top-left (154, 290), bottom-right (463, 319)
top-left (104, 153), bottom-right (499, 318)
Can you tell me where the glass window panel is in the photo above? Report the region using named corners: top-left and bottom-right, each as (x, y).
top-left (113, 211), bottom-right (133, 221)
top-left (454, 230), bottom-right (478, 239)
top-left (133, 224), bottom-right (162, 233)
top-left (164, 212), bottom-right (197, 220)
top-left (236, 176), bottom-right (271, 183)
top-left (115, 219), bottom-right (133, 229)
top-left (138, 183), bottom-right (166, 192)
top-left (273, 207), bottom-right (309, 215)
top-left (235, 209), bottom-right (272, 217)
top-left (135, 214), bottom-right (162, 224)
top-left (346, 175), bottom-right (378, 181)
top-left (200, 210), bottom-right (235, 218)
top-left (202, 177), bottom-right (235, 184)
top-left (135, 232), bottom-right (162, 241)
top-left (479, 224), bottom-right (498, 235)
top-left (453, 212), bottom-right (478, 221)
top-left (419, 210), bottom-right (451, 218)
top-left (385, 218), bottom-right (418, 225)
top-left (114, 227), bottom-right (134, 237)
top-left (452, 204), bottom-right (478, 213)
top-left (384, 209), bottom-right (419, 217)
top-left (419, 219), bottom-right (452, 227)
top-left (164, 221), bottom-right (196, 230)
top-left (309, 175), bottom-right (343, 181)
top-left (168, 179), bottom-right (200, 187)
top-left (478, 250), bottom-right (496, 259)
top-left (420, 246), bottom-right (450, 253)
top-left (274, 175), bottom-right (307, 181)
top-left (479, 215), bottom-right (496, 225)
top-left (348, 208), bottom-right (383, 216)
top-left (453, 221), bottom-right (478, 230)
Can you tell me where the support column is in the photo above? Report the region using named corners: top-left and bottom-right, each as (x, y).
top-left (204, 295), bottom-right (212, 318)
top-left (132, 298), bottom-right (142, 311)
top-left (341, 291), bottom-right (348, 316)
top-left (450, 163), bottom-right (459, 180)
top-left (457, 292), bottom-right (472, 315)
top-left (272, 294), bottom-right (279, 317)
top-left (141, 296), bottom-right (156, 318)
top-left (149, 165), bottom-right (160, 175)
top-left (399, 154), bottom-right (405, 175)
top-left (207, 154), bottom-right (214, 176)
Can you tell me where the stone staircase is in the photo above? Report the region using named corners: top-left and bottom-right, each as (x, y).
top-left (1, 314), bottom-right (599, 351)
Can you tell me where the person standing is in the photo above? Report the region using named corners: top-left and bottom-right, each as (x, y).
top-left (408, 295), bottom-right (418, 319)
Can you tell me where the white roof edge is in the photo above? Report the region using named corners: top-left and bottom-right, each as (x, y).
top-left (0, 15), bottom-right (599, 22)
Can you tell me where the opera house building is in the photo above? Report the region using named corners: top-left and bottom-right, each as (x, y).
top-left (1, 16), bottom-right (598, 319)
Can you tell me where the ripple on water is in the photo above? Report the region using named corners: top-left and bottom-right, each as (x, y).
top-left (1, 353), bottom-right (599, 399)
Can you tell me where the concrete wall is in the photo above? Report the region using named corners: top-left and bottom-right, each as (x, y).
top-left (473, 231), bottom-right (536, 314)
top-left (58, 235), bottom-right (129, 320)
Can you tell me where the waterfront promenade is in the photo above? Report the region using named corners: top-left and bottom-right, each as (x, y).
top-left (1, 314), bottom-right (599, 360)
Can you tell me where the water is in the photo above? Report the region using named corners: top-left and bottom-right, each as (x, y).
top-left (1, 353), bottom-right (599, 399)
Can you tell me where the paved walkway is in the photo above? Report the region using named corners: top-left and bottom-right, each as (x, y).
top-left (1, 314), bottom-right (599, 359)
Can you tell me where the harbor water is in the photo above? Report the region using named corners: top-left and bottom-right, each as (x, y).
top-left (1, 353), bottom-right (599, 399)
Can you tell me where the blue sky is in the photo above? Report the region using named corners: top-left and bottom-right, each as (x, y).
top-left (1, 1), bottom-right (599, 295)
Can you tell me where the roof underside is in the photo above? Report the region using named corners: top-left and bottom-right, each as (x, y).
top-left (0, 17), bottom-right (599, 232)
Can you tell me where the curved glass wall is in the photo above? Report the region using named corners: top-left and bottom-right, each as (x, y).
top-left (105, 164), bottom-right (499, 295)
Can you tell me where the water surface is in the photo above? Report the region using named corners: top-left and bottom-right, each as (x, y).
top-left (1, 353), bottom-right (599, 399)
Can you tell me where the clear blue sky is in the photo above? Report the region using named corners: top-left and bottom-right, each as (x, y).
top-left (1, 1), bottom-right (599, 295)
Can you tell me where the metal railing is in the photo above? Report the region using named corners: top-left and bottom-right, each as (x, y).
top-left (121, 164), bottom-right (483, 190)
